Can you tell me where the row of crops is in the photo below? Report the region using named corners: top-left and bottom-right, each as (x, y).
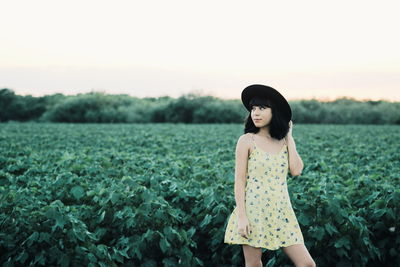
top-left (0, 122), bottom-right (399, 266)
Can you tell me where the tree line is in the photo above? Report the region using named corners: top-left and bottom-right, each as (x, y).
top-left (1, 88), bottom-right (399, 124)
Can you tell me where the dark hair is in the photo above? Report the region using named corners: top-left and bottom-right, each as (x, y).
top-left (244, 95), bottom-right (289, 140)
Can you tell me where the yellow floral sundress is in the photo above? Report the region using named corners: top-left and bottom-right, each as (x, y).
top-left (224, 133), bottom-right (304, 250)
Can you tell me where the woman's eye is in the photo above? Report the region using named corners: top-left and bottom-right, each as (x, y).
top-left (252, 106), bottom-right (268, 111)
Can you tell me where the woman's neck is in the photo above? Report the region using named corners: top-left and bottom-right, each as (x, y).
top-left (257, 126), bottom-right (271, 138)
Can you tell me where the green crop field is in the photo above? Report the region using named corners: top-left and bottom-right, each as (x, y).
top-left (0, 122), bottom-right (399, 266)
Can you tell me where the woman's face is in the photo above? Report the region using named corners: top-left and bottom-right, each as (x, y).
top-left (251, 105), bottom-right (272, 127)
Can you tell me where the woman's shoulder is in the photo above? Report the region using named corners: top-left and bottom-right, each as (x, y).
top-left (236, 133), bottom-right (253, 145)
top-left (238, 132), bottom-right (252, 139)
top-left (235, 133), bottom-right (253, 156)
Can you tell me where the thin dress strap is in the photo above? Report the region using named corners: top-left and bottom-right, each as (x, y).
top-left (250, 133), bottom-right (257, 150)
top-left (250, 133), bottom-right (256, 149)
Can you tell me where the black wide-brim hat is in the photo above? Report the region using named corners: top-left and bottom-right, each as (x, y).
top-left (241, 84), bottom-right (292, 122)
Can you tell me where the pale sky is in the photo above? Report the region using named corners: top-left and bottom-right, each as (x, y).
top-left (1, 0), bottom-right (399, 101)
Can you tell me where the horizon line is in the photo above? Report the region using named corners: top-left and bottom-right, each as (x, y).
top-left (2, 87), bottom-right (398, 103)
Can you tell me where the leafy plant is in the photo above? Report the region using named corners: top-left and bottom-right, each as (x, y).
top-left (0, 123), bottom-right (399, 266)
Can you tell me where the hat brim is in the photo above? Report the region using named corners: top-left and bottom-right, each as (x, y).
top-left (241, 84), bottom-right (292, 122)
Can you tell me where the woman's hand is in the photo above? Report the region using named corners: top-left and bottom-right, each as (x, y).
top-left (288, 120), bottom-right (293, 136)
top-left (285, 120), bottom-right (293, 142)
top-left (238, 215), bottom-right (251, 239)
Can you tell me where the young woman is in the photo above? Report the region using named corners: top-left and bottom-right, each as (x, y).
top-left (224, 84), bottom-right (316, 267)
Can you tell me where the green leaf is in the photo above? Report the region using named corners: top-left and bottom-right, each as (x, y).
top-left (297, 213), bottom-right (310, 226)
top-left (335, 236), bottom-right (351, 250)
top-left (159, 238), bottom-right (171, 254)
top-left (110, 191), bottom-right (120, 204)
top-left (70, 185), bottom-right (85, 200)
top-left (38, 232), bottom-right (51, 243)
top-left (24, 232), bottom-right (39, 246)
top-left (194, 257), bottom-right (204, 266)
top-left (133, 247), bottom-right (142, 261)
top-left (97, 210), bottom-right (106, 223)
top-left (313, 227), bottom-right (325, 241)
top-left (33, 251), bottom-right (46, 265)
top-left (88, 253), bottom-right (97, 263)
top-left (187, 227), bottom-right (196, 239)
top-left (199, 214), bottom-right (212, 228)
top-left (324, 222), bottom-right (339, 236)
top-left (46, 208), bottom-right (66, 231)
top-left (54, 213), bottom-right (66, 231)
top-left (142, 189), bottom-right (154, 203)
top-left (15, 250), bottom-right (28, 263)
top-left (163, 226), bottom-right (180, 242)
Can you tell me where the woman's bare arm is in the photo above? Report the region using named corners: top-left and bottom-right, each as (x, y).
top-left (234, 134), bottom-right (250, 218)
top-left (286, 134), bottom-right (304, 176)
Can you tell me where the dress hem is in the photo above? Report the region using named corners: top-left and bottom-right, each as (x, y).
top-left (224, 240), bottom-right (305, 251)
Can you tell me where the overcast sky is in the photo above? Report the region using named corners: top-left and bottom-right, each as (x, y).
top-left (1, 0), bottom-right (399, 101)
